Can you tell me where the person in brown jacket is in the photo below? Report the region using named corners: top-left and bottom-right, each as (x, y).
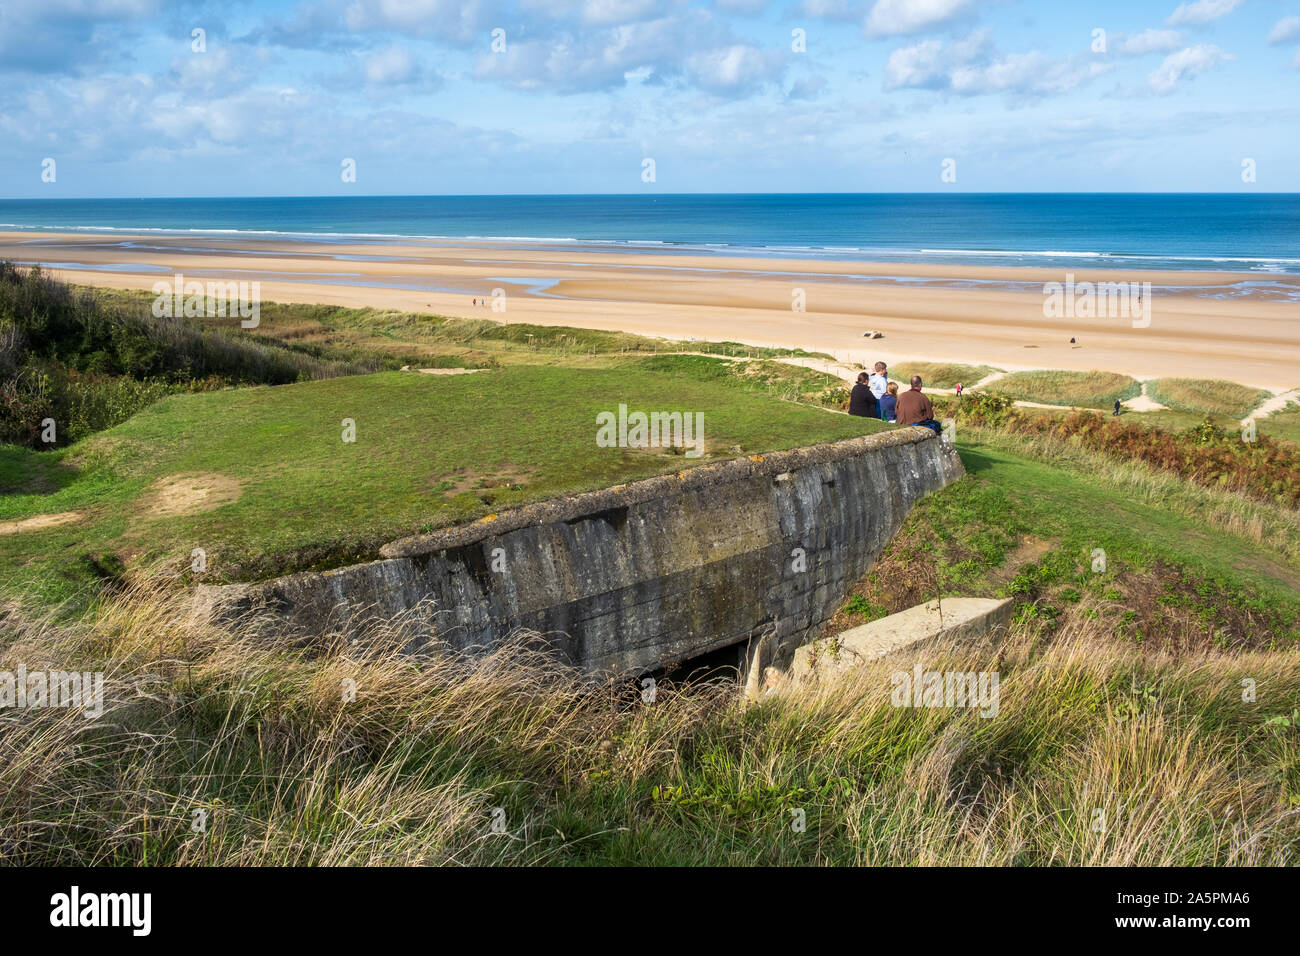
top-left (895, 375), bottom-right (935, 427)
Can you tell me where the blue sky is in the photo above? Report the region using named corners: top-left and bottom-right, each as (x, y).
top-left (1, 0), bottom-right (1297, 195)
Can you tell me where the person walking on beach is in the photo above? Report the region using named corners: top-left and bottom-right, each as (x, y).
top-left (955, 382), bottom-right (963, 398)
top-left (895, 376), bottom-right (935, 427)
top-left (1113, 399), bottom-right (1121, 417)
top-left (849, 372), bottom-right (877, 418)
top-left (868, 362), bottom-right (889, 418)
top-left (879, 381), bottom-right (899, 423)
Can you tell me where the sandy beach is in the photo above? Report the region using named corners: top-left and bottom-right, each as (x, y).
top-left (3, 230), bottom-right (1298, 389)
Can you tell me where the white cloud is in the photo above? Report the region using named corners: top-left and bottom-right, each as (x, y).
top-left (714, 0), bottom-right (771, 14)
top-left (883, 29), bottom-right (1105, 96)
top-left (364, 46), bottom-right (417, 85)
top-left (0, 0), bottom-right (161, 73)
top-left (883, 38), bottom-right (947, 88)
top-left (167, 47), bottom-right (259, 97)
top-left (787, 74), bottom-right (828, 99)
top-left (952, 52), bottom-right (1107, 96)
top-left (1117, 29), bottom-right (1184, 55)
top-left (797, 0), bottom-right (862, 18)
top-left (865, 0), bottom-right (973, 38)
top-left (1166, 0), bottom-right (1243, 27)
top-left (342, 0), bottom-right (488, 44)
top-left (580, 0), bottom-right (663, 27)
top-left (1267, 16), bottom-right (1300, 45)
top-left (472, 11), bottom-right (783, 97)
top-left (684, 44), bottom-right (785, 95)
top-left (1148, 44), bottom-right (1232, 92)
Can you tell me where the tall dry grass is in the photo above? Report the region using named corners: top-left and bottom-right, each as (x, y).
top-left (1, 582), bottom-right (1297, 865)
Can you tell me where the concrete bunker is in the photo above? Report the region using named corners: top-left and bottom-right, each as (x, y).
top-left (195, 427), bottom-right (965, 676)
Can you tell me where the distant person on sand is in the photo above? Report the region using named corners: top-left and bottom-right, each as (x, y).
top-left (955, 382), bottom-right (963, 397)
top-left (1113, 399), bottom-right (1121, 417)
top-left (868, 362), bottom-right (889, 418)
top-left (879, 381), bottom-right (899, 423)
top-left (849, 372), bottom-right (877, 418)
top-left (895, 376), bottom-right (935, 427)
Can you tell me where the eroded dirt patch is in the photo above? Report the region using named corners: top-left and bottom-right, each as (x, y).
top-left (431, 468), bottom-right (533, 497)
top-left (0, 511), bottom-right (84, 535)
top-left (139, 473), bottom-right (242, 518)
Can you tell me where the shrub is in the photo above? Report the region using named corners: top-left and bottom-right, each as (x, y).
top-left (0, 262), bottom-right (406, 449)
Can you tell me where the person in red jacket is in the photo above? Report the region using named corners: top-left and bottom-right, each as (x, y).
top-left (895, 375), bottom-right (935, 427)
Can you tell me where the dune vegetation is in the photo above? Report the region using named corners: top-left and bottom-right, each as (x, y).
top-left (990, 370), bottom-right (1141, 409)
top-left (1148, 378), bottom-right (1273, 419)
top-left (888, 362), bottom-right (998, 389)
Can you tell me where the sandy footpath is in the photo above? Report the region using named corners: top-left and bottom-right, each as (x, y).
top-left (2, 230), bottom-right (1297, 389)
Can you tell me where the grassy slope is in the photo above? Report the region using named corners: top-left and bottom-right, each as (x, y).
top-left (959, 432), bottom-right (1297, 622)
top-left (827, 426), bottom-right (1300, 645)
top-left (0, 365), bottom-right (883, 604)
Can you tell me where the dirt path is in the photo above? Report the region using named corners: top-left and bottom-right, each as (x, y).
top-left (0, 511), bottom-right (84, 535)
top-left (1122, 381), bottom-right (1169, 412)
top-left (1245, 387), bottom-right (1300, 424)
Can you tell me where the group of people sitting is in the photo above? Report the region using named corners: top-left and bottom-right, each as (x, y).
top-left (848, 361), bottom-right (936, 428)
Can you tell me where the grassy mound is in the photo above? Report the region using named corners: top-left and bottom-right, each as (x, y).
top-left (992, 370), bottom-right (1140, 408)
top-left (1148, 378), bottom-right (1272, 419)
top-left (0, 366), bottom-right (884, 604)
top-left (889, 362), bottom-right (998, 389)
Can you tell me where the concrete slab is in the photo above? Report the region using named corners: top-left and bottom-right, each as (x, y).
top-left (789, 597), bottom-right (1013, 682)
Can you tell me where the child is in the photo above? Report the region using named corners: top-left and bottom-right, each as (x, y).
top-left (879, 381), bottom-right (899, 423)
top-left (868, 362), bottom-right (889, 418)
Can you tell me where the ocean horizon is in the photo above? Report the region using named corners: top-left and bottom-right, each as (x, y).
top-left (2, 193), bottom-right (1297, 275)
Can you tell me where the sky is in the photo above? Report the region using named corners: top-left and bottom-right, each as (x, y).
top-left (0, 0), bottom-right (1297, 196)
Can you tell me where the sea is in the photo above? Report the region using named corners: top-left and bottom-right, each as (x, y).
top-left (1, 193), bottom-right (1297, 275)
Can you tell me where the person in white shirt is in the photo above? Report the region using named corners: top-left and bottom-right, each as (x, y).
top-left (867, 362), bottom-right (889, 418)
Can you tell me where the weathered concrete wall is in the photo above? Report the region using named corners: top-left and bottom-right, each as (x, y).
top-left (195, 427), bottom-right (964, 674)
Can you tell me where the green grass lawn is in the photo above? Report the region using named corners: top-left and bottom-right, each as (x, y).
top-left (992, 370), bottom-right (1140, 408)
top-left (1147, 378), bottom-right (1272, 419)
top-left (0, 366), bottom-right (885, 605)
top-left (622, 353), bottom-right (846, 402)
